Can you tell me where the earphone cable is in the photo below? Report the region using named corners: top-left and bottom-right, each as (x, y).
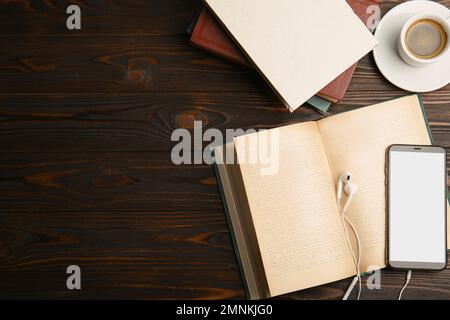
top-left (340, 214), bottom-right (361, 300)
top-left (398, 270), bottom-right (412, 300)
top-left (338, 198), bottom-right (362, 300)
top-left (342, 211), bottom-right (362, 300)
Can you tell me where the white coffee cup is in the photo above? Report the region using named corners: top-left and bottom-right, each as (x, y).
top-left (398, 13), bottom-right (450, 67)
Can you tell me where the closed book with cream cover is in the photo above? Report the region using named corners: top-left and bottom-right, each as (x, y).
top-left (204, 0), bottom-right (378, 112)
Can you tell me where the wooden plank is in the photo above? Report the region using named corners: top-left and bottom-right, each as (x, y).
top-left (382, 0), bottom-right (450, 15)
top-left (0, 150), bottom-right (449, 211)
top-left (0, 33), bottom-right (448, 96)
top-left (282, 264), bottom-right (450, 300)
top-left (0, 0), bottom-right (200, 36)
top-left (0, 0), bottom-right (448, 37)
top-left (0, 35), bottom-right (428, 96)
top-left (1, 205), bottom-right (450, 299)
top-left (0, 32), bottom-right (448, 96)
top-left (0, 91), bottom-right (449, 153)
top-left (0, 208), bottom-right (244, 299)
top-left (0, 152), bottom-right (222, 211)
top-left (0, 35), bottom-right (266, 94)
top-left (0, 92), bottom-right (318, 153)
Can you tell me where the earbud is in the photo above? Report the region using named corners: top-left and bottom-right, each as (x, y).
top-left (337, 171), bottom-right (352, 200)
top-left (342, 182), bottom-right (358, 212)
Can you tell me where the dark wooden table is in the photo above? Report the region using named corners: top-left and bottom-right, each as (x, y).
top-left (0, 0), bottom-right (449, 300)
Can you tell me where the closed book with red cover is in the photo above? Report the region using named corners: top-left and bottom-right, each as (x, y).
top-left (190, 0), bottom-right (381, 103)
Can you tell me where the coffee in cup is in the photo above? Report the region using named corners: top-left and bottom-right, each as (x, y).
top-left (398, 13), bottom-right (450, 67)
top-left (406, 19), bottom-right (447, 59)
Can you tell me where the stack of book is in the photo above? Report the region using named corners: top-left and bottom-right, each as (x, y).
top-left (188, 0), bottom-right (381, 113)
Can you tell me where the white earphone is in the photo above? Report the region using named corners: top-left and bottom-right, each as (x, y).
top-left (337, 171), bottom-right (361, 300)
top-left (336, 171), bottom-right (351, 199)
top-left (337, 171), bottom-right (412, 300)
top-left (337, 171), bottom-right (358, 211)
top-left (342, 182), bottom-right (358, 212)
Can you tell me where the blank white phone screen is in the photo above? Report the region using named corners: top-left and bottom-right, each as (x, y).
top-left (389, 150), bottom-right (446, 264)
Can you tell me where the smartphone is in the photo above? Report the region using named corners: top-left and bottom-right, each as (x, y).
top-left (387, 145), bottom-right (447, 270)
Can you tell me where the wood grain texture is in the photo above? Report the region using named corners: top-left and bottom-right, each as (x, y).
top-left (1, 150), bottom-right (448, 212)
top-left (0, 35), bottom-right (267, 94)
top-left (0, 0), bottom-right (450, 299)
top-left (0, 207), bottom-right (242, 299)
top-left (0, 91), bottom-right (449, 153)
top-left (0, 0), bottom-right (201, 36)
top-left (0, 152), bottom-right (221, 211)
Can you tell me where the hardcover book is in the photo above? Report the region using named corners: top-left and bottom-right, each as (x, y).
top-left (191, 0), bottom-right (381, 104)
top-left (214, 95), bottom-right (447, 299)
top-left (189, 8), bottom-right (332, 113)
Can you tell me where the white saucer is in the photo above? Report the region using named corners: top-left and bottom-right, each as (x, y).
top-left (374, 0), bottom-right (450, 92)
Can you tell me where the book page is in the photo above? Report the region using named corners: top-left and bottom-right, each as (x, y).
top-left (318, 95), bottom-right (432, 272)
top-left (234, 122), bottom-right (355, 297)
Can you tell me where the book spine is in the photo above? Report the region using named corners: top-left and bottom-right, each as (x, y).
top-left (416, 94), bottom-right (436, 146)
top-left (212, 163), bottom-right (251, 299)
top-left (416, 94), bottom-right (450, 208)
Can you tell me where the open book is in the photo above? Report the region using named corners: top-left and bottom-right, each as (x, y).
top-left (214, 95), bottom-right (448, 299)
